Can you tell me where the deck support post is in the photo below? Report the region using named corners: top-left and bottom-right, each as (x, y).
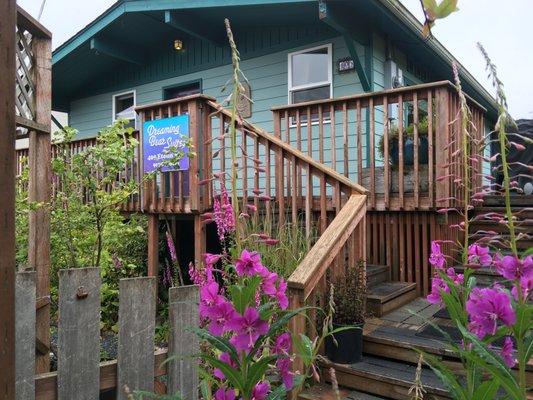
top-left (193, 215), bottom-right (206, 266)
top-left (148, 214), bottom-right (159, 278)
top-left (0, 0), bottom-right (17, 394)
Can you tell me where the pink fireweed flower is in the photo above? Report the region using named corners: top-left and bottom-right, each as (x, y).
top-left (273, 332), bottom-right (291, 355)
top-left (166, 231), bottom-right (178, 264)
top-left (246, 204), bottom-right (258, 213)
top-left (261, 238), bottom-right (280, 246)
top-left (467, 244), bottom-right (492, 267)
top-left (511, 274), bottom-right (533, 301)
top-left (235, 249), bottom-right (264, 277)
top-left (213, 352), bottom-right (237, 380)
top-left (276, 357), bottom-right (294, 389)
top-left (214, 388), bottom-right (236, 400)
top-left (208, 300), bottom-right (237, 336)
top-left (251, 381), bottom-right (270, 400)
top-left (499, 336), bottom-right (517, 368)
top-left (227, 307), bottom-right (269, 352)
top-left (199, 281), bottom-right (223, 319)
top-left (496, 255), bottom-right (533, 281)
top-left (466, 286), bottom-right (516, 339)
top-left (261, 271), bottom-right (279, 296)
top-left (429, 241), bottom-right (446, 269)
top-left (213, 187), bottom-right (235, 242)
top-left (275, 279), bottom-right (289, 310)
top-left (189, 262), bottom-right (208, 286)
top-left (426, 268), bottom-right (463, 305)
top-left (204, 253), bottom-right (222, 267)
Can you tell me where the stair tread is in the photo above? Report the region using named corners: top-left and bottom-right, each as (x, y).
top-left (367, 282), bottom-right (417, 303)
top-left (299, 384), bottom-right (389, 400)
top-left (366, 264), bottom-right (389, 276)
top-left (323, 355), bottom-right (449, 395)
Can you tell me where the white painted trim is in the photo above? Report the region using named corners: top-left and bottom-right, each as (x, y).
top-left (287, 43), bottom-right (333, 105)
top-left (112, 89), bottom-right (137, 128)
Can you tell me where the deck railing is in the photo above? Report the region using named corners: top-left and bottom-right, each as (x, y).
top-left (272, 81), bottom-right (486, 211)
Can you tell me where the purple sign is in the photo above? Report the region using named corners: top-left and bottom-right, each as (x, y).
top-left (143, 115), bottom-right (189, 173)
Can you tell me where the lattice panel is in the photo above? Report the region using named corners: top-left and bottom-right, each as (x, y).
top-left (15, 26), bottom-right (35, 137)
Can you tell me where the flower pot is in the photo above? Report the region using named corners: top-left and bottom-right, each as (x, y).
top-left (390, 136), bottom-right (429, 166)
top-left (325, 323), bottom-right (363, 364)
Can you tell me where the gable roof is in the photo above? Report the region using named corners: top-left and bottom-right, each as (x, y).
top-left (51, 0), bottom-right (497, 118)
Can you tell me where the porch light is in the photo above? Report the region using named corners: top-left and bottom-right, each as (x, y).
top-left (174, 39), bottom-right (183, 51)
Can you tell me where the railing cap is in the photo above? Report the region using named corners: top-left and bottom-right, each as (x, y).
top-left (135, 94), bottom-right (217, 113)
top-left (271, 80), bottom-right (486, 113)
top-left (17, 6), bottom-right (52, 38)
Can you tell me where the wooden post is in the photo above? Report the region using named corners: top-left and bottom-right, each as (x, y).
top-left (188, 100), bottom-right (200, 211)
top-left (194, 215), bottom-right (206, 265)
top-left (15, 272), bottom-right (36, 400)
top-left (57, 268), bottom-right (101, 400)
top-left (0, 0), bottom-right (17, 396)
top-left (167, 285), bottom-right (199, 399)
top-left (147, 214), bottom-right (159, 277)
top-left (117, 277), bottom-right (156, 400)
top-left (30, 33), bottom-right (52, 374)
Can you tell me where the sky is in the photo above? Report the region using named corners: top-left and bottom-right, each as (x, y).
top-left (18, 0), bottom-right (533, 119)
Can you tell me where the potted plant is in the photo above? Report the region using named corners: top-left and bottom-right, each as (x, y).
top-left (325, 263), bottom-right (366, 364)
top-left (378, 115), bottom-right (430, 166)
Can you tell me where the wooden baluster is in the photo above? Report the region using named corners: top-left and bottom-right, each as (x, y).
top-left (406, 213), bottom-right (413, 283)
top-left (277, 147), bottom-right (285, 227)
top-left (204, 104), bottom-right (213, 211)
top-left (427, 90), bottom-right (434, 208)
top-left (369, 98), bottom-right (375, 209)
top-left (330, 104), bottom-right (336, 172)
top-left (242, 128), bottom-right (248, 212)
top-left (305, 165), bottom-right (312, 240)
top-left (320, 173), bottom-right (327, 234)
top-left (398, 95), bottom-right (405, 209)
top-left (413, 93), bottom-right (420, 209)
top-left (383, 96), bottom-right (390, 209)
top-left (291, 155), bottom-right (298, 229)
top-left (334, 181), bottom-right (341, 215)
top-left (253, 136), bottom-right (260, 223)
top-left (296, 109), bottom-right (302, 201)
top-left (357, 100), bottom-right (363, 186)
top-left (318, 106), bottom-right (324, 164)
top-left (285, 111), bottom-right (291, 207)
top-left (435, 88), bottom-right (450, 209)
top-left (265, 140), bottom-right (272, 224)
top-left (343, 102), bottom-right (349, 177)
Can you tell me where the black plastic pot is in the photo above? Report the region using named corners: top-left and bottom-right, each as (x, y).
top-left (390, 136), bottom-right (429, 166)
top-left (325, 323), bottom-right (364, 364)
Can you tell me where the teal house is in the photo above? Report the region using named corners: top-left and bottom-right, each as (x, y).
top-left (51, 0), bottom-right (498, 302)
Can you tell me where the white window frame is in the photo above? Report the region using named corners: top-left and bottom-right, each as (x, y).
top-left (112, 90), bottom-right (137, 128)
top-left (287, 43), bottom-right (333, 106)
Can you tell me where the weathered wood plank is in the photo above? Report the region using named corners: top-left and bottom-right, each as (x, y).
top-left (16, 271), bottom-right (36, 400)
top-left (57, 268), bottom-right (101, 400)
top-left (167, 285), bottom-right (200, 399)
top-left (117, 277), bottom-right (157, 400)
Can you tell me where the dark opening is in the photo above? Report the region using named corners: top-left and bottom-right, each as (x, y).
top-left (163, 81), bottom-right (201, 100)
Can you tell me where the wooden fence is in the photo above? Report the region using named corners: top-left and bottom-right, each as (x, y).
top-left (15, 269), bottom-right (199, 400)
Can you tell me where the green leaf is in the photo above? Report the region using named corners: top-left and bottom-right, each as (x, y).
top-left (422, 0), bottom-right (438, 19)
top-left (229, 276), bottom-right (262, 314)
top-left (436, 0), bottom-right (459, 19)
top-left (244, 355), bottom-right (278, 395)
top-left (414, 349), bottom-right (467, 400)
top-left (188, 327), bottom-right (241, 367)
top-left (472, 379), bottom-right (500, 400)
top-left (201, 354), bottom-right (245, 393)
top-left (293, 333), bottom-right (314, 366)
top-left (265, 384), bottom-right (287, 400)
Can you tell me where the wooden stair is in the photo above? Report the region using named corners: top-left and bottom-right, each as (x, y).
top-left (298, 383), bottom-right (388, 400)
top-left (366, 265), bottom-right (417, 317)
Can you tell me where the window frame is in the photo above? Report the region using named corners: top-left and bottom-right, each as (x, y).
top-left (112, 90), bottom-right (137, 128)
top-left (162, 79), bottom-right (202, 101)
top-left (287, 43), bottom-right (333, 105)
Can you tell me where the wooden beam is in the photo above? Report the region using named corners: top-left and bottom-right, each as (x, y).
top-left (0, 0), bottom-right (17, 396)
top-left (90, 37), bottom-right (144, 65)
top-left (164, 10), bottom-right (224, 46)
top-left (318, 0), bottom-right (371, 92)
top-left (147, 214), bottom-right (159, 278)
top-left (30, 35), bottom-right (52, 374)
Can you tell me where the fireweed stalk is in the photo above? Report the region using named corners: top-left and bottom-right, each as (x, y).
top-left (423, 50), bottom-right (532, 400)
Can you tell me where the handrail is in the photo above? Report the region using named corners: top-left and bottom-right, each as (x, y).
top-left (206, 100), bottom-right (368, 195)
top-left (287, 194), bottom-right (366, 300)
top-left (271, 80), bottom-right (486, 113)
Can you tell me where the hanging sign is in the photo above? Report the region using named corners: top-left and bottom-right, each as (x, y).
top-left (143, 115), bottom-right (189, 173)
top-left (337, 57), bottom-right (355, 74)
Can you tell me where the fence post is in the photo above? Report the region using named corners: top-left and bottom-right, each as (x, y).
top-left (0, 0), bottom-right (17, 396)
top-left (167, 285), bottom-right (200, 399)
top-left (15, 271), bottom-right (36, 400)
top-left (57, 268), bottom-right (101, 400)
top-left (117, 277), bottom-right (156, 400)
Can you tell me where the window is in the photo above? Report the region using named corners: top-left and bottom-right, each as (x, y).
top-left (288, 44), bottom-right (332, 105)
top-left (113, 91), bottom-right (136, 128)
top-left (163, 81), bottom-right (201, 100)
